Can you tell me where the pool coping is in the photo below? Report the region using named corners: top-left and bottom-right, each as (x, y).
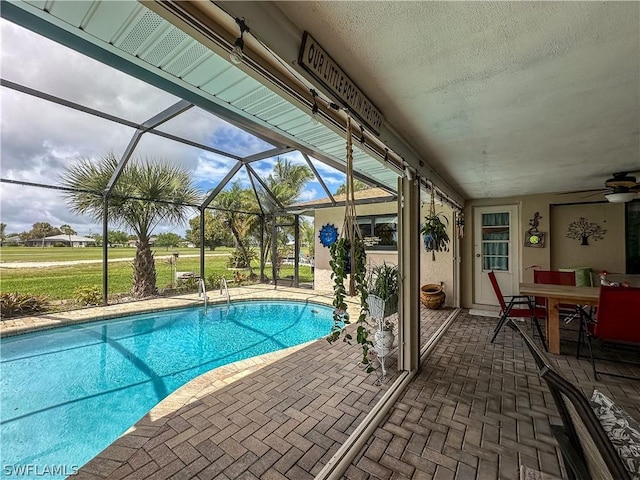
top-left (0, 284), bottom-right (357, 338)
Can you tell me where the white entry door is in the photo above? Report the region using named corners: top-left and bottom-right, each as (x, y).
top-left (474, 205), bottom-right (520, 306)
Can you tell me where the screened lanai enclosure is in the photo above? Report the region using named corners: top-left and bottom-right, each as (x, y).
top-left (0, 1), bottom-right (462, 311)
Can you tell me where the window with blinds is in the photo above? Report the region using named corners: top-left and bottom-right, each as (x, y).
top-left (482, 212), bottom-right (510, 271)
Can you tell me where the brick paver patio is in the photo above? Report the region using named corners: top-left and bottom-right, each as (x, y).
top-left (344, 311), bottom-right (640, 480)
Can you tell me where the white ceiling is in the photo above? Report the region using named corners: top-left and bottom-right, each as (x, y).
top-left (260, 1), bottom-right (640, 200)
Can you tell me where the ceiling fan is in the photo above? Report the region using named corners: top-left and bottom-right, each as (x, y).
top-left (563, 172), bottom-right (640, 203)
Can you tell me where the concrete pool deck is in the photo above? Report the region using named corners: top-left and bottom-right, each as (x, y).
top-left (0, 285), bottom-right (339, 338)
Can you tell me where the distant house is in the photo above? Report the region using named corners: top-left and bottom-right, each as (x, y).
top-left (25, 234), bottom-right (96, 248)
top-left (126, 236), bottom-right (157, 248)
top-left (2, 235), bottom-right (25, 246)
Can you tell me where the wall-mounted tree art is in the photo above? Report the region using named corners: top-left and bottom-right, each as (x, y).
top-left (566, 217), bottom-right (607, 245)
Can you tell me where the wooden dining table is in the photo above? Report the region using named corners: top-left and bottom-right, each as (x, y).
top-left (519, 283), bottom-right (600, 354)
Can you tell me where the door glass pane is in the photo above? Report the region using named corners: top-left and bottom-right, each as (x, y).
top-left (482, 213), bottom-right (510, 271)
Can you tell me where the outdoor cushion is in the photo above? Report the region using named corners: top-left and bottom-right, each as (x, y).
top-left (590, 389), bottom-right (640, 480)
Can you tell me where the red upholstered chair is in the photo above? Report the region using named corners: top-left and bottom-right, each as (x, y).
top-left (533, 269), bottom-right (587, 329)
top-left (533, 270), bottom-right (576, 308)
top-left (584, 286), bottom-right (640, 379)
top-left (488, 271), bottom-right (548, 350)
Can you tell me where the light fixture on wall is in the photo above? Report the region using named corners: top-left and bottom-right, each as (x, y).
top-left (229, 18), bottom-right (250, 65)
top-left (605, 192), bottom-right (637, 203)
top-left (403, 161), bottom-right (414, 181)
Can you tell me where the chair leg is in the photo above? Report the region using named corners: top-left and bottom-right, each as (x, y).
top-left (491, 312), bottom-right (510, 343)
top-left (491, 302), bottom-right (515, 343)
top-left (587, 333), bottom-right (598, 381)
top-left (576, 316), bottom-right (584, 359)
top-left (532, 317), bottom-right (548, 352)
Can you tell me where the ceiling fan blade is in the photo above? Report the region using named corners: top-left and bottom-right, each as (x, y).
top-left (559, 188), bottom-right (606, 195)
top-left (579, 191), bottom-right (608, 199)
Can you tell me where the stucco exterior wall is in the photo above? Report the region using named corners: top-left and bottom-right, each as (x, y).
top-left (461, 193), bottom-right (627, 308)
top-left (314, 201), bottom-right (398, 292)
top-left (419, 201), bottom-right (455, 305)
top-left (313, 197), bottom-right (456, 307)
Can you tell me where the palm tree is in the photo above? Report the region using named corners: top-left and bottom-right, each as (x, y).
top-left (266, 157), bottom-right (314, 206)
top-left (260, 158), bottom-right (313, 271)
top-left (214, 182), bottom-right (258, 273)
top-left (61, 154), bottom-right (200, 298)
top-left (60, 224), bottom-right (76, 245)
top-left (335, 179), bottom-right (370, 195)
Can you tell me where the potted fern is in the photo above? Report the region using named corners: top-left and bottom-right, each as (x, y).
top-left (366, 263), bottom-right (399, 317)
top-left (421, 212), bottom-right (450, 261)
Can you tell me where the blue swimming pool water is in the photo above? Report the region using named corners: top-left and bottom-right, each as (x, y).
top-left (0, 301), bottom-right (333, 478)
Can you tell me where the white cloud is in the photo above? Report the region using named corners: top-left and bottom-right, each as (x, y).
top-left (296, 188), bottom-right (320, 202)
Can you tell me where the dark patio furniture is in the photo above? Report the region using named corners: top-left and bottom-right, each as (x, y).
top-left (509, 319), bottom-right (632, 480)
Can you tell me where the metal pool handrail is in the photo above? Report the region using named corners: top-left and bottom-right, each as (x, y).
top-left (220, 277), bottom-right (230, 307)
top-left (198, 278), bottom-right (208, 312)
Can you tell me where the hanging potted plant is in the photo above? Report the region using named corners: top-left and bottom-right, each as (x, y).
top-left (326, 117), bottom-right (375, 373)
top-left (421, 191), bottom-right (450, 261)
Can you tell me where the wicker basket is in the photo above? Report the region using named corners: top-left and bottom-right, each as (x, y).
top-left (420, 284), bottom-right (446, 309)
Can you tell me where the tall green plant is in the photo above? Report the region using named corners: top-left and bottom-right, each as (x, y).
top-left (213, 183), bottom-right (258, 274)
top-left (367, 263), bottom-right (399, 316)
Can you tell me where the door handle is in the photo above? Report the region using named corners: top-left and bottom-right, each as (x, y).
top-left (476, 254), bottom-right (481, 257)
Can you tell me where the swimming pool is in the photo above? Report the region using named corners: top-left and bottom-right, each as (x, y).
top-left (1, 300), bottom-right (333, 478)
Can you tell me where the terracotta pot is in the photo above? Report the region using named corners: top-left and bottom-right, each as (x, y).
top-left (420, 284), bottom-right (446, 309)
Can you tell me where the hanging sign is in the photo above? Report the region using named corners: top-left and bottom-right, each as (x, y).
top-left (298, 31), bottom-right (384, 135)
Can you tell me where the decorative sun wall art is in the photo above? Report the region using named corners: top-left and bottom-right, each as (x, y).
top-left (318, 223), bottom-right (338, 248)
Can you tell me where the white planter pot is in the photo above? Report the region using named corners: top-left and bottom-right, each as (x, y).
top-left (375, 329), bottom-right (394, 352)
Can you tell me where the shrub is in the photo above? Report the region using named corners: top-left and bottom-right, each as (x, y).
top-left (0, 292), bottom-right (49, 318)
top-left (177, 276), bottom-right (199, 291)
top-left (226, 248), bottom-right (257, 269)
top-left (206, 273), bottom-right (223, 289)
top-left (73, 286), bottom-right (102, 306)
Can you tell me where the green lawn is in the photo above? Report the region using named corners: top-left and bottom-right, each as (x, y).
top-left (0, 246), bottom-right (234, 262)
top-left (0, 253), bottom-right (313, 301)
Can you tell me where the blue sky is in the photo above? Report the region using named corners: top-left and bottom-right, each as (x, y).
top-left (0, 19), bottom-right (346, 237)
